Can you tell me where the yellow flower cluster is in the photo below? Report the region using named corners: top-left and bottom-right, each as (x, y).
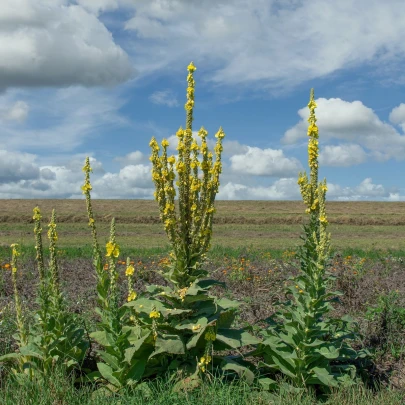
top-left (298, 89), bottom-right (331, 272)
top-left (198, 355), bottom-right (212, 372)
top-left (106, 241), bottom-right (120, 258)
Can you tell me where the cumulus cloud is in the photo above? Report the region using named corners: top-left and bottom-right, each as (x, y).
top-left (114, 151), bottom-right (148, 166)
top-left (230, 147), bottom-right (303, 177)
top-left (0, 150), bottom-right (39, 183)
top-left (0, 0), bottom-right (134, 90)
top-left (0, 87), bottom-right (130, 151)
top-left (327, 178), bottom-right (389, 201)
top-left (0, 100), bottom-right (28, 122)
top-left (319, 144), bottom-right (367, 167)
top-left (120, 0), bottom-right (405, 94)
top-left (149, 90), bottom-right (179, 107)
top-left (283, 97), bottom-right (405, 161)
top-left (217, 178), bottom-right (300, 200)
top-left (389, 103), bottom-right (405, 131)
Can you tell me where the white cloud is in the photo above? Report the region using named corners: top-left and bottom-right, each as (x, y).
top-left (0, 0), bottom-right (134, 90)
top-left (121, 0), bottom-right (405, 93)
top-left (283, 97), bottom-right (405, 161)
top-left (230, 146), bottom-right (303, 177)
top-left (0, 150), bottom-right (39, 183)
top-left (327, 178), bottom-right (389, 200)
top-left (389, 103), bottom-right (405, 131)
top-left (217, 178), bottom-right (300, 200)
top-left (319, 144), bottom-right (367, 167)
top-left (114, 151), bottom-right (148, 166)
top-left (0, 87), bottom-right (130, 151)
top-left (149, 90), bottom-right (179, 107)
top-left (0, 100), bottom-right (28, 122)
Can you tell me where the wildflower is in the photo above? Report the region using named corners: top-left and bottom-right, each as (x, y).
top-left (125, 265), bottom-right (135, 276)
top-left (81, 183), bottom-right (92, 194)
top-left (106, 241), bottom-right (120, 258)
top-left (161, 139), bottom-right (169, 147)
top-left (127, 291), bottom-right (137, 302)
top-left (4, 263), bottom-right (10, 269)
top-left (167, 156), bottom-right (175, 164)
top-left (149, 310), bottom-right (160, 319)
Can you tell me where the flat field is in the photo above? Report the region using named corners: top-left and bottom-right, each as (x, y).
top-left (0, 199), bottom-right (404, 251)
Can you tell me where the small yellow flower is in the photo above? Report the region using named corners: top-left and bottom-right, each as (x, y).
top-left (81, 183), bottom-right (92, 193)
top-left (88, 218), bottom-right (95, 226)
top-left (125, 265), bottom-right (135, 276)
top-left (167, 156), bottom-right (175, 164)
top-left (149, 310), bottom-right (160, 319)
top-left (127, 291), bottom-right (137, 302)
top-left (192, 324), bottom-right (201, 331)
top-left (106, 241), bottom-right (120, 258)
top-left (187, 62), bottom-right (197, 72)
top-left (161, 139), bottom-right (169, 147)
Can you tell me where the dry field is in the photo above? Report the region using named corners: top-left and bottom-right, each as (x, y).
top-left (0, 199), bottom-right (404, 250)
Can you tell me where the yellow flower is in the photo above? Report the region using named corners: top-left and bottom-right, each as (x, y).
top-left (106, 241), bottom-right (120, 258)
top-left (167, 156), bottom-right (175, 164)
top-left (319, 215), bottom-right (328, 224)
top-left (125, 265), bottom-right (135, 276)
top-left (149, 310), bottom-right (160, 319)
top-left (215, 128), bottom-right (225, 139)
top-left (192, 324), bottom-right (201, 331)
top-left (187, 62), bottom-right (197, 72)
top-left (81, 183), bottom-right (92, 194)
top-left (161, 139), bottom-right (169, 147)
top-left (127, 291), bottom-right (137, 302)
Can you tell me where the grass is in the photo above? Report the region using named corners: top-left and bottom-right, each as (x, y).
top-left (0, 368), bottom-right (403, 405)
top-left (1, 200), bottom-right (405, 250)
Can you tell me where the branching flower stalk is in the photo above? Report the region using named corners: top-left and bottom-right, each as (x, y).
top-left (149, 62), bottom-right (225, 288)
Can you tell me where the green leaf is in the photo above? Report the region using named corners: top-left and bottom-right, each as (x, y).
top-left (311, 367), bottom-right (338, 387)
top-left (98, 351), bottom-right (120, 370)
top-left (258, 377), bottom-right (278, 391)
top-left (97, 363), bottom-right (121, 388)
top-left (126, 358), bottom-right (147, 383)
top-left (216, 298), bottom-right (240, 310)
top-left (221, 360), bottom-right (255, 384)
top-left (151, 335), bottom-right (185, 357)
top-left (90, 331), bottom-right (111, 346)
top-left (0, 353), bottom-right (21, 362)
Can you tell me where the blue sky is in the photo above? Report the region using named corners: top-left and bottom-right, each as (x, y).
top-left (1, 0), bottom-right (405, 200)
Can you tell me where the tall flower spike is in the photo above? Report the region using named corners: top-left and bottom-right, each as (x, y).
top-left (298, 88), bottom-right (319, 216)
top-left (149, 62), bottom-right (225, 288)
top-left (82, 157), bottom-right (102, 264)
top-left (33, 206), bottom-right (45, 283)
top-left (48, 209), bottom-right (60, 300)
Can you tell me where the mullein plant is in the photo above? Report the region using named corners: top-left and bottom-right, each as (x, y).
top-left (140, 62), bottom-right (258, 382)
top-left (252, 89), bottom-right (369, 393)
top-left (0, 209), bottom-right (89, 383)
top-left (82, 159), bottom-right (155, 392)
